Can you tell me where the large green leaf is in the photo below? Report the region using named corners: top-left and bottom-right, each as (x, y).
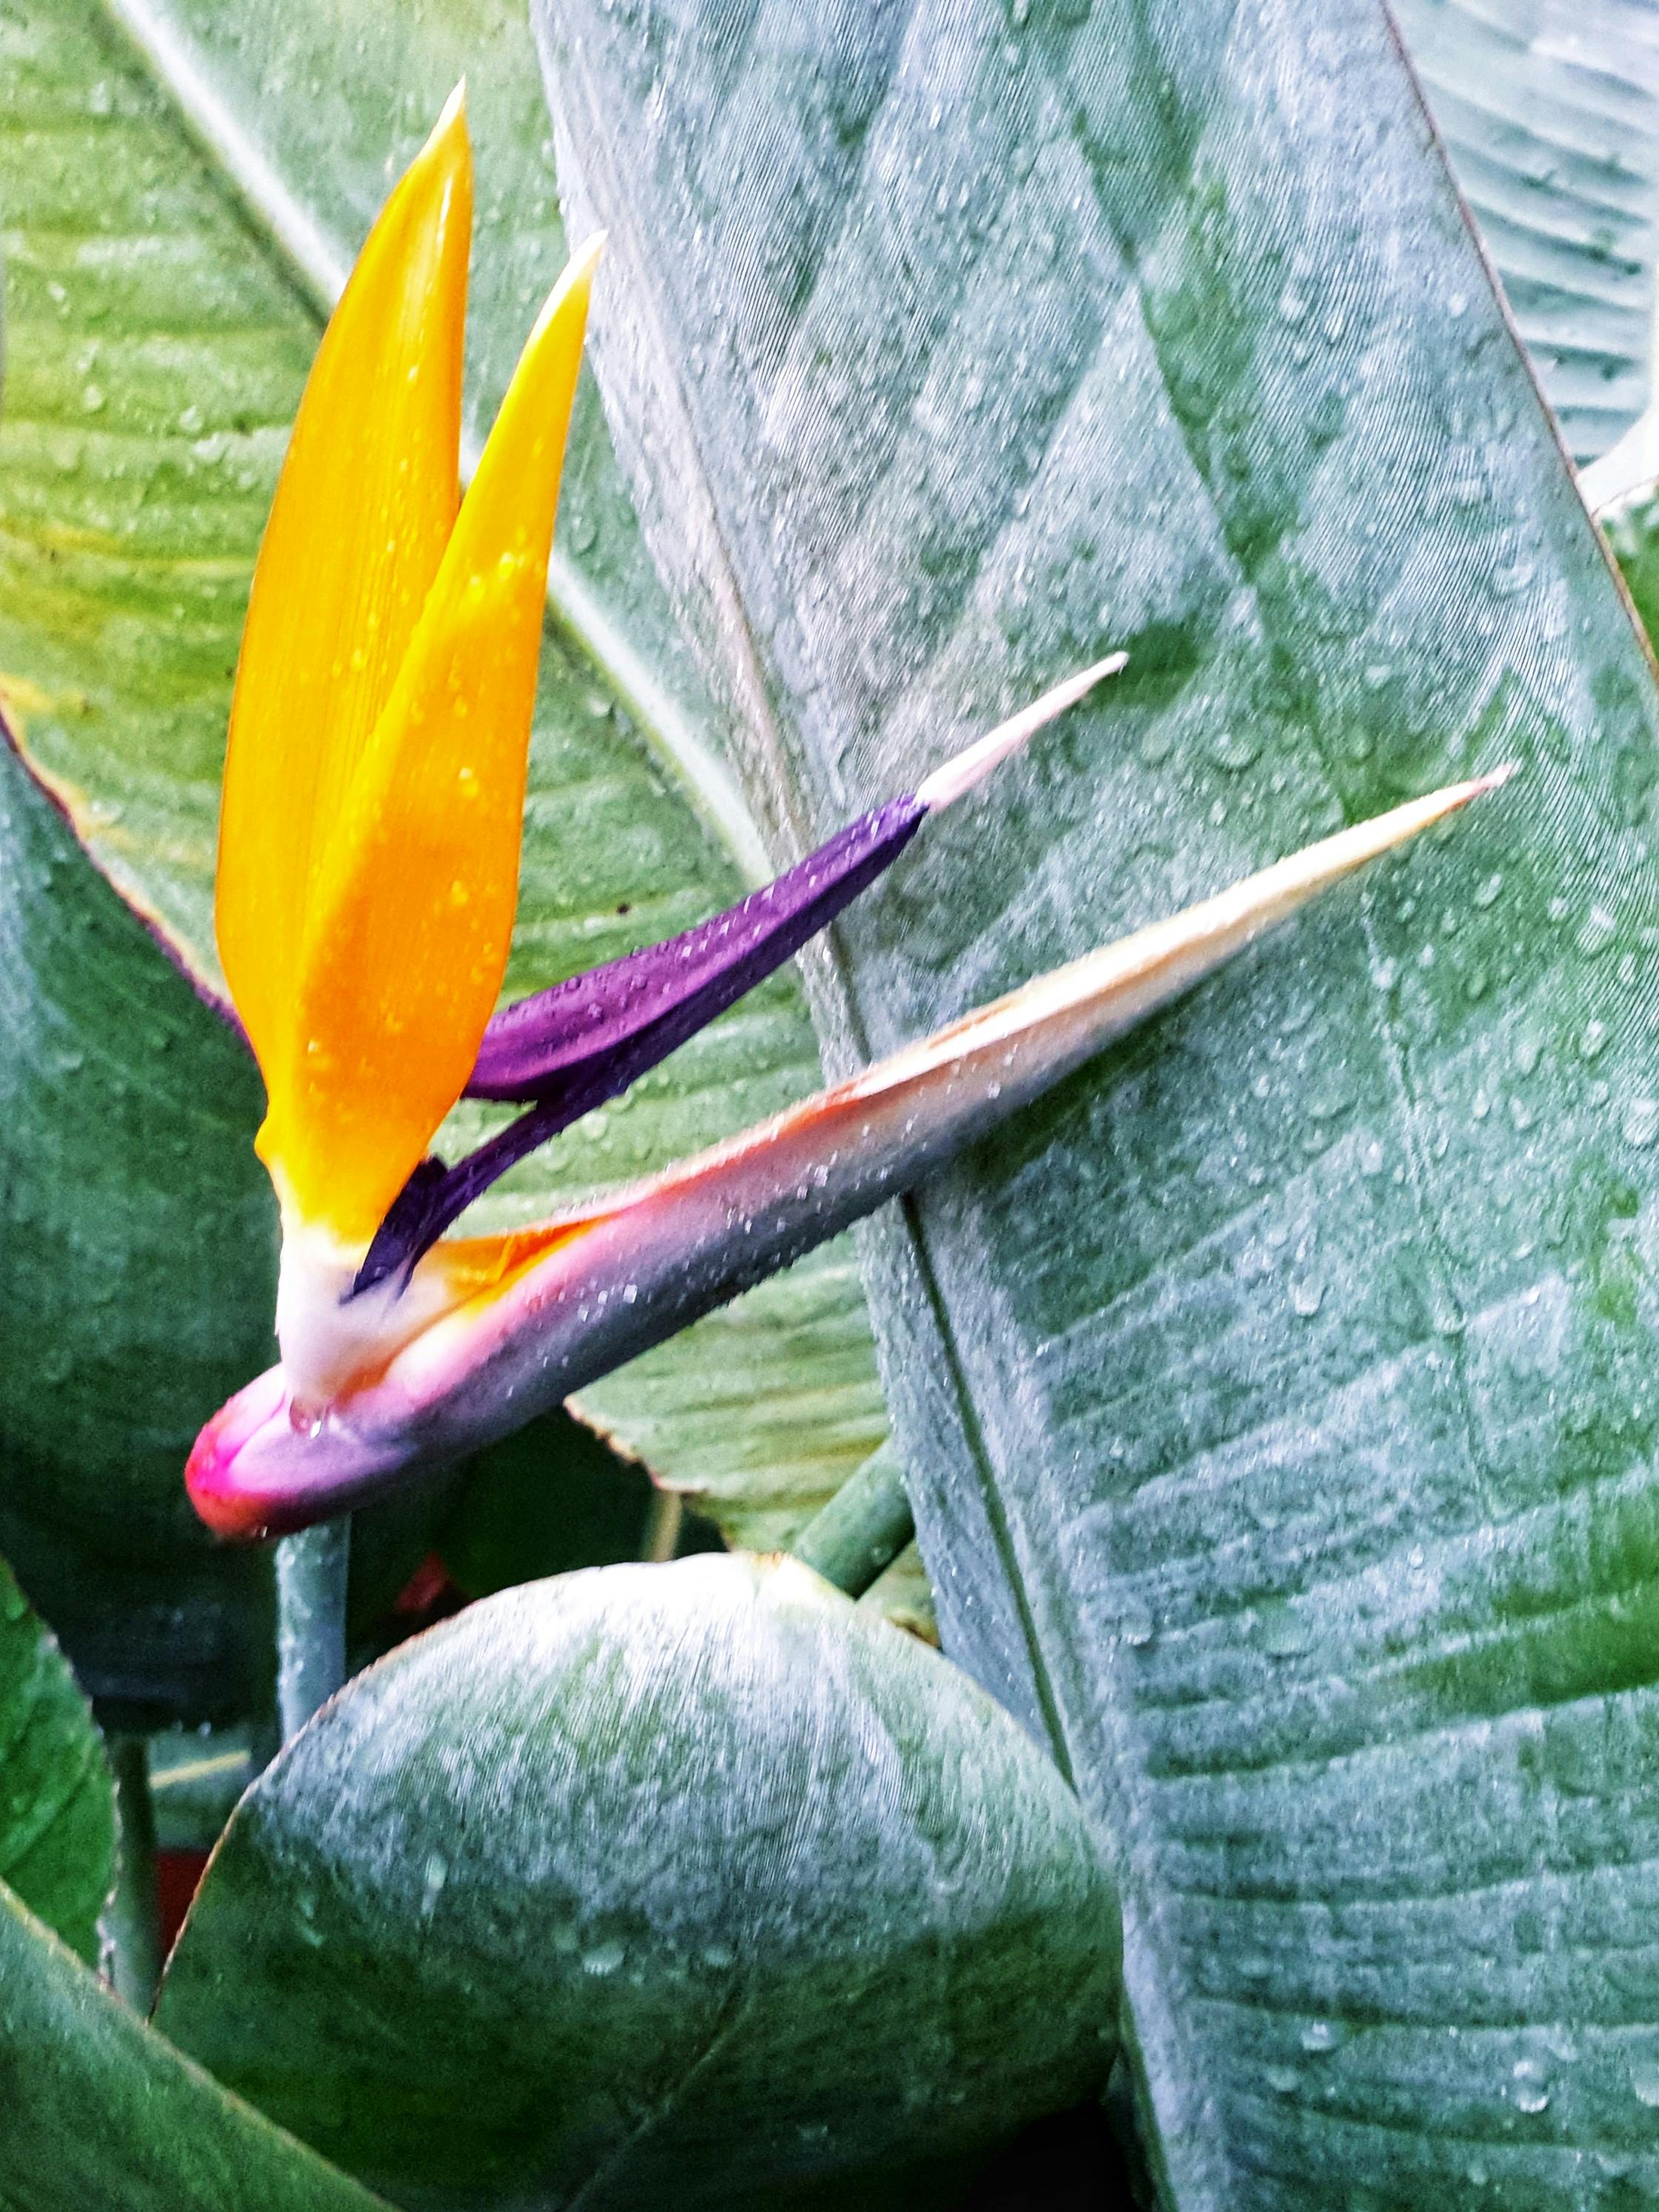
top-left (536, 0), bottom-right (1659, 2202)
top-left (0, 1552), bottom-right (113, 1962)
top-left (156, 1554), bottom-right (1117, 2209)
top-left (0, 0), bottom-right (897, 1624)
top-left (1393, 0), bottom-right (1659, 471)
top-left (0, 1876), bottom-right (393, 2211)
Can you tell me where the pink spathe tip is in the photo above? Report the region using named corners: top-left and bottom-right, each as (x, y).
top-left (186, 1367), bottom-right (293, 1541)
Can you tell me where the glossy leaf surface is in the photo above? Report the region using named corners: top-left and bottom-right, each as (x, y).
top-left (156, 1554), bottom-right (1117, 2209)
top-left (0, 1554), bottom-right (113, 1962)
top-left (0, 0), bottom-right (893, 1621)
top-left (536, 0), bottom-right (1659, 2202)
top-left (0, 1879), bottom-right (393, 2212)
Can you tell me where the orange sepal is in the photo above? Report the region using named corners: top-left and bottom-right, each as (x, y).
top-left (261, 237), bottom-right (604, 1243)
top-left (216, 87), bottom-right (473, 1098)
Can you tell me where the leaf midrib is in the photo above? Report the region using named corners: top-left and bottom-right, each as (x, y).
top-left (551, 0), bottom-right (1089, 1781)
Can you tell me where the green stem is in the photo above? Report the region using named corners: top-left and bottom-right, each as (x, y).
top-left (276, 1518), bottom-right (351, 1742)
top-left (105, 1735), bottom-right (159, 2010)
top-left (640, 1487), bottom-right (684, 1563)
top-left (791, 1442), bottom-right (915, 1600)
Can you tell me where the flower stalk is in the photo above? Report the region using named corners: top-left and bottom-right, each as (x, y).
top-left (103, 1737), bottom-right (160, 2010)
top-left (792, 1444), bottom-right (916, 1600)
top-left (275, 1521), bottom-right (351, 1741)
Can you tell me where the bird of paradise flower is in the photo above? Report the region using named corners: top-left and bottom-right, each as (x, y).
top-left (168, 90), bottom-right (1506, 1541)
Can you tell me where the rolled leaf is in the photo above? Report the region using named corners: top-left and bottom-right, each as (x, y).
top-left (156, 1553), bottom-right (1120, 2209)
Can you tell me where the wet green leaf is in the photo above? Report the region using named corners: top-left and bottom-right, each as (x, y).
top-left (536, 0), bottom-right (1659, 2200)
top-left (0, 721), bottom-right (278, 1726)
top-left (156, 1553), bottom-right (1116, 2209)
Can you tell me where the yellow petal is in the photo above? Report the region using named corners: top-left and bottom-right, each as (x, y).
top-left (216, 86), bottom-right (473, 1098)
top-left (262, 236), bottom-right (605, 1245)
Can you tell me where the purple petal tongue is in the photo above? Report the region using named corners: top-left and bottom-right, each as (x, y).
top-left (467, 795), bottom-right (923, 1101)
top-left (356, 800), bottom-right (921, 1294)
top-left (467, 653), bottom-right (1126, 1106)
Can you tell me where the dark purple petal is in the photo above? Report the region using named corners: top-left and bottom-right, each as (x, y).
top-left (467, 796), bottom-right (925, 1101)
top-left (465, 654), bottom-right (1128, 1109)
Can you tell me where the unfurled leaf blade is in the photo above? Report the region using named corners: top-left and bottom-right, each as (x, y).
top-left (536, 0), bottom-right (1659, 2202)
top-left (1393, 0), bottom-right (1659, 473)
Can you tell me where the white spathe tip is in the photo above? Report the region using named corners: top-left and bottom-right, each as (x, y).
top-left (1472, 759), bottom-right (1519, 794)
top-left (914, 652), bottom-right (1128, 811)
top-left (566, 229), bottom-right (608, 285)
